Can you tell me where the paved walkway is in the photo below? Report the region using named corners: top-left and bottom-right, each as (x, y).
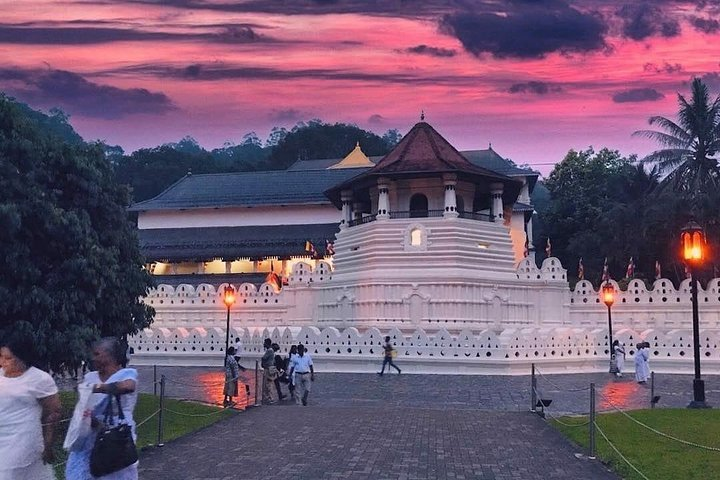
top-left (138, 405), bottom-right (617, 480)
top-left (53, 366), bottom-right (718, 479)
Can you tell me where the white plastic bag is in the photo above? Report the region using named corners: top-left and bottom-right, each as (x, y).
top-left (63, 382), bottom-right (94, 451)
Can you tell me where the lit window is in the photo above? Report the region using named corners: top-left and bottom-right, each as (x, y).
top-left (410, 228), bottom-right (422, 246)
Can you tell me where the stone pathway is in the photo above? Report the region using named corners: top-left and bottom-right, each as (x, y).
top-left (138, 405), bottom-right (618, 480)
top-left (56, 366), bottom-right (719, 479)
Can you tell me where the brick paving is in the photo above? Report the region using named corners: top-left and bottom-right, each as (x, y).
top-left (138, 406), bottom-right (618, 480)
top-left (54, 365), bottom-right (720, 479)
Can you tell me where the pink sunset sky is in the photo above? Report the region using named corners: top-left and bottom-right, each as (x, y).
top-left (2, 0), bottom-right (720, 174)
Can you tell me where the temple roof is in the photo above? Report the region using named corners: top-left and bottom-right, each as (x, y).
top-left (129, 168), bottom-right (365, 211)
top-left (325, 122), bottom-right (524, 206)
top-left (327, 142), bottom-right (374, 169)
top-left (365, 122), bottom-right (507, 176)
top-left (138, 223), bottom-right (339, 261)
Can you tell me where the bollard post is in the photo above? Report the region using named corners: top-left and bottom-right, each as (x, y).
top-left (255, 359), bottom-right (260, 406)
top-left (531, 363), bottom-right (537, 413)
top-left (651, 371), bottom-right (655, 408)
top-left (589, 382), bottom-right (596, 459)
top-left (157, 374), bottom-right (165, 447)
top-left (153, 365), bottom-right (157, 397)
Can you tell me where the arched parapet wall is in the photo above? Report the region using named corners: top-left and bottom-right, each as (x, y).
top-left (289, 262), bottom-right (313, 285)
top-left (312, 261), bottom-right (333, 283)
top-left (539, 257), bottom-right (567, 282)
top-left (516, 257), bottom-right (540, 280)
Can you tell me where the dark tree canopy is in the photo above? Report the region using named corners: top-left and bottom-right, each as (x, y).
top-left (267, 120), bottom-right (395, 170)
top-left (0, 95), bottom-right (154, 371)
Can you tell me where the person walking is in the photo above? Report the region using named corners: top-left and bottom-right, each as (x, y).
top-left (65, 337), bottom-right (139, 480)
top-left (272, 343), bottom-right (287, 401)
top-left (378, 336), bottom-right (401, 376)
top-left (261, 338), bottom-right (277, 405)
top-left (285, 345), bottom-right (298, 402)
top-left (289, 344), bottom-right (314, 406)
top-left (612, 340), bottom-right (625, 378)
top-left (0, 334), bottom-right (61, 480)
top-left (635, 342), bottom-right (649, 384)
top-left (223, 347), bottom-right (240, 407)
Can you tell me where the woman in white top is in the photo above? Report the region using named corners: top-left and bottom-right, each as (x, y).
top-left (65, 338), bottom-right (139, 480)
top-left (0, 334), bottom-right (61, 480)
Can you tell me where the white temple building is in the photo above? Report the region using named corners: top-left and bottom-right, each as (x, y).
top-left (128, 121), bottom-right (720, 375)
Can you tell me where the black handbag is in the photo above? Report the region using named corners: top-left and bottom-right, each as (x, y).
top-left (90, 393), bottom-right (138, 477)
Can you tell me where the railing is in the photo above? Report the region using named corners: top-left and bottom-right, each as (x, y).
top-left (389, 209), bottom-right (445, 219)
top-left (347, 210), bottom-right (493, 226)
top-left (348, 214), bottom-right (377, 227)
top-left (458, 211), bottom-right (494, 222)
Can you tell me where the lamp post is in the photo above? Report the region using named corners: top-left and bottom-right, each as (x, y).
top-left (223, 284), bottom-right (236, 362)
top-left (681, 220), bottom-right (710, 408)
top-left (602, 281), bottom-right (615, 372)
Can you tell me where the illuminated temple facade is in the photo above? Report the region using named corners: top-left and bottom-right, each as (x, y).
top-left (129, 122), bottom-right (720, 374)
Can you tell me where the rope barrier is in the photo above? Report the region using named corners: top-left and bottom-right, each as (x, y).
top-left (597, 392), bottom-right (720, 452)
top-left (42, 417), bottom-right (72, 427)
top-left (135, 409), bottom-right (161, 428)
top-left (532, 386), bottom-right (590, 427)
top-left (534, 367), bottom-right (591, 392)
top-left (594, 421), bottom-right (651, 480)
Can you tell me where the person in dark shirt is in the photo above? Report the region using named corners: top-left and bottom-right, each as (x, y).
top-left (378, 336), bottom-right (401, 375)
top-left (272, 343), bottom-right (287, 401)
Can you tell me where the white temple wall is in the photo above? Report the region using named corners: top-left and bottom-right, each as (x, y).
top-left (137, 204), bottom-right (340, 229)
top-left (131, 258), bottom-right (720, 374)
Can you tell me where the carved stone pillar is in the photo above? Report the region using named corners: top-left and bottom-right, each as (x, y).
top-left (340, 190), bottom-right (352, 230)
top-left (490, 182), bottom-right (504, 223)
top-left (443, 174), bottom-right (458, 219)
top-left (377, 177), bottom-right (390, 220)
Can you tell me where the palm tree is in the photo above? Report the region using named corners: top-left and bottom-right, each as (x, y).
top-left (634, 78), bottom-right (720, 204)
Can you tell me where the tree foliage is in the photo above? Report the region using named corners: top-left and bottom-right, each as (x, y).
top-left (635, 77), bottom-right (720, 211)
top-left (0, 95), bottom-right (154, 370)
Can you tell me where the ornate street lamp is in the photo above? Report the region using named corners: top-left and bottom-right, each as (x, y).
top-left (681, 220), bottom-right (710, 408)
top-left (223, 284), bottom-right (236, 362)
top-left (602, 281), bottom-right (615, 372)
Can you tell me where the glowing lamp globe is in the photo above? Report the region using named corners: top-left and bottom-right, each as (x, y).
top-left (602, 282), bottom-right (615, 307)
top-left (223, 285), bottom-right (236, 308)
top-left (681, 220), bottom-right (705, 265)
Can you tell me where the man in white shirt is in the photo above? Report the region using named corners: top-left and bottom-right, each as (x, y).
top-left (289, 344), bottom-right (314, 406)
top-left (233, 337), bottom-right (246, 371)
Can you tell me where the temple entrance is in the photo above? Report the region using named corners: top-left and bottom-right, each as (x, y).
top-left (409, 193), bottom-right (428, 218)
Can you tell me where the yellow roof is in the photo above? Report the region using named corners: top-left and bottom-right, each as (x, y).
top-left (327, 142), bottom-right (374, 169)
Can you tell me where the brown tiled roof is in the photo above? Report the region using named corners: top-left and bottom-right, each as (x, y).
top-left (367, 122), bottom-right (506, 177)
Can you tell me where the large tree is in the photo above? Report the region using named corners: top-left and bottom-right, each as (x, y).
top-left (634, 78), bottom-right (720, 207)
top-left (0, 96), bottom-right (154, 370)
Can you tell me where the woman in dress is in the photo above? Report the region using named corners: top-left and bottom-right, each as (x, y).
top-left (224, 346), bottom-right (240, 407)
top-left (0, 334), bottom-right (61, 480)
top-left (65, 338), bottom-right (138, 480)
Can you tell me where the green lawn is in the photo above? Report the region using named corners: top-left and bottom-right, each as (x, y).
top-left (553, 409), bottom-right (720, 480)
top-left (52, 391), bottom-right (234, 479)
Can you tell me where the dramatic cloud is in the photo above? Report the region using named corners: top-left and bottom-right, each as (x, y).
top-left (698, 72), bottom-right (720, 92)
top-left (643, 62), bottom-right (683, 74)
top-left (110, 62), bottom-right (486, 87)
top-left (689, 16), bottom-right (720, 34)
top-left (616, 4), bottom-right (680, 40)
top-left (403, 44), bottom-right (456, 58)
top-left (0, 24), bottom-right (270, 44)
top-left (368, 114), bottom-right (385, 124)
top-left (268, 108), bottom-right (310, 122)
top-left (508, 81), bottom-right (562, 95)
top-left (439, 3), bottom-right (607, 59)
top-left (0, 68), bottom-right (176, 118)
top-left (612, 87), bottom-right (665, 103)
